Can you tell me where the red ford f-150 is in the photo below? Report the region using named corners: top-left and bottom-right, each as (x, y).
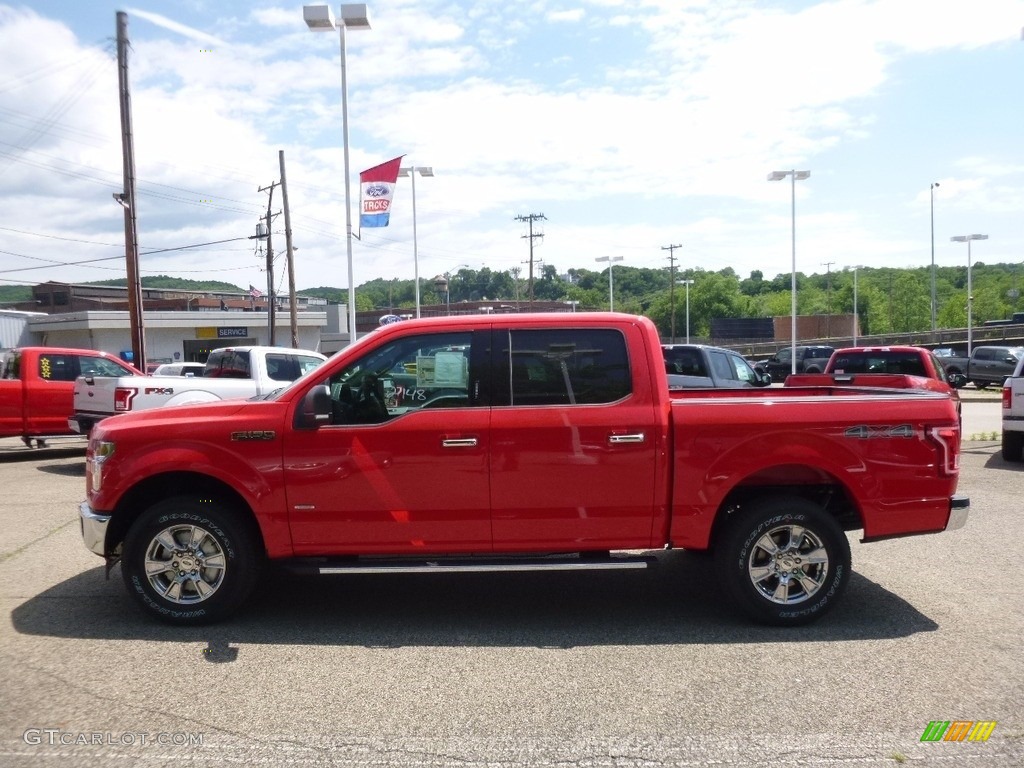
top-left (78, 314), bottom-right (968, 627)
top-left (0, 346), bottom-right (140, 447)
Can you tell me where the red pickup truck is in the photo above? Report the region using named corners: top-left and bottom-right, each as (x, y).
top-left (786, 345), bottom-right (964, 402)
top-left (0, 347), bottom-right (141, 447)
top-left (79, 314), bottom-right (968, 627)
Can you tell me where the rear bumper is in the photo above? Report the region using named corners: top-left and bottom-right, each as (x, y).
top-left (946, 494), bottom-right (970, 531)
top-left (79, 502), bottom-right (110, 556)
top-left (68, 413), bottom-right (104, 435)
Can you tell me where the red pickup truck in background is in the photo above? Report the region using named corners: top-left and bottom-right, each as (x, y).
top-left (785, 346), bottom-right (965, 415)
top-left (79, 314), bottom-right (968, 627)
top-left (0, 347), bottom-right (141, 447)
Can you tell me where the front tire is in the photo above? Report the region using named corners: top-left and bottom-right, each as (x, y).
top-left (121, 497), bottom-right (261, 625)
top-left (715, 497), bottom-right (851, 626)
top-left (1003, 431), bottom-right (1024, 462)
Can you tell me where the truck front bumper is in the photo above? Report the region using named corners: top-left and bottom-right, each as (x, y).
top-left (79, 502), bottom-right (110, 556)
top-left (947, 494), bottom-right (970, 531)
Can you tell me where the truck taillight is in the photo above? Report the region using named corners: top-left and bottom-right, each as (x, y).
top-left (1004, 385), bottom-right (1012, 411)
top-left (114, 387), bottom-right (137, 412)
top-left (927, 425), bottom-right (960, 476)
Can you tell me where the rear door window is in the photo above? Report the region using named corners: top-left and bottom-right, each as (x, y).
top-left (496, 328), bottom-right (631, 406)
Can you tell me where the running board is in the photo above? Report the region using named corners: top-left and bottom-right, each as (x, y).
top-left (315, 557), bottom-right (651, 575)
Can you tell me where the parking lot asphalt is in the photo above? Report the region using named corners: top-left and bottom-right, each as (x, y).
top-left (0, 435), bottom-right (1021, 767)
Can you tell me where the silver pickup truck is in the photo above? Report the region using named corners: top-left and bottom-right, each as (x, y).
top-left (70, 345), bottom-right (326, 435)
top-left (662, 344), bottom-right (771, 389)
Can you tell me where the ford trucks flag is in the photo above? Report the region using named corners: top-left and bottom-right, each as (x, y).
top-left (359, 156), bottom-right (404, 229)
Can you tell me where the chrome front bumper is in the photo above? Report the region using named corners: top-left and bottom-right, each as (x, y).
top-left (79, 502), bottom-right (111, 556)
top-left (946, 494), bottom-right (970, 531)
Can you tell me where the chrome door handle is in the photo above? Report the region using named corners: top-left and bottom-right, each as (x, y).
top-left (442, 438), bottom-right (478, 448)
top-left (608, 433), bottom-right (645, 444)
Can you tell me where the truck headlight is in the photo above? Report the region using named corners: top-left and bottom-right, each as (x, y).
top-left (89, 440), bottom-right (115, 492)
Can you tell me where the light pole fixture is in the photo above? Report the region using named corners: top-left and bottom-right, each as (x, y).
top-left (768, 169), bottom-right (810, 375)
top-left (595, 256), bottom-right (624, 311)
top-left (930, 182), bottom-right (939, 336)
top-left (398, 165), bottom-right (434, 317)
top-left (951, 234), bottom-right (988, 356)
top-left (678, 279), bottom-right (695, 343)
top-left (304, 3), bottom-right (371, 346)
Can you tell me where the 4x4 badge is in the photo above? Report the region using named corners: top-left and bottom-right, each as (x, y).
top-left (844, 424), bottom-right (914, 439)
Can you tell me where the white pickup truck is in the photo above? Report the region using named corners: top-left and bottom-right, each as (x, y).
top-left (1002, 356), bottom-right (1024, 462)
top-left (70, 345), bottom-right (327, 435)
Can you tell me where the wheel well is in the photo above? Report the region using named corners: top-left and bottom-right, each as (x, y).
top-left (707, 481), bottom-right (861, 553)
top-left (106, 471), bottom-right (263, 556)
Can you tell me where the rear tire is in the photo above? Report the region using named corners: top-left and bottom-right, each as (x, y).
top-left (121, 497), bottom-right (261, 625)
top-left (714, 497), bottom-right (851, 626)
top-left (1003, 431), bottom-right (1024, 462)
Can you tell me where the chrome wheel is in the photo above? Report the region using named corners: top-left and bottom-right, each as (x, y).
top-left (143, 524), bottom-right (227, 604)
top-left (746, 524), bottom-right (829, 605)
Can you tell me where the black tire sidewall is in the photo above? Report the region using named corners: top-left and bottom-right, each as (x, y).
top-left (122, 498), bottom-right (259, 625)
top-left (716, 498), bottom-right (851, 626)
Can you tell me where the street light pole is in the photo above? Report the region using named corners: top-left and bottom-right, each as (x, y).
top-left (595, 256), bottom-right (623, 311)
top-left (852, 266), bottom-right (860, 346)
top-left (769, 169), bottom-right (810, 375)
top-left (678, 279), bottom-right (694, 343)
top-left (398, 165), bottom-right (434, 317)
top-left (304, 4), bottom-right (371, 346)
top-left (951, 234), bottom-right (988, 356)
top-left (930, 182), bottom-right (939, 337)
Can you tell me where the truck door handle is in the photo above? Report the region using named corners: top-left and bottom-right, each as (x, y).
top-left (608, 433), bottom-right (645, 444)
top-left (442, 438), bottom-right (478, 448)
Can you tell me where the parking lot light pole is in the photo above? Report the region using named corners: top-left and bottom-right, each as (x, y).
top-left (930, 182), bottom-right (939, 336)
top-left (595, 256), bottom-right (624, 311)
top-left (304, 4), bottom-right (371, 346)
top-left (951, 234), bottom-right (988, 356)
top-left (769, 169), bottom-right (810, 375)
top-left (678, 279), bottom-right (694, 343)
top-left (398, 165), bottom-right (433, 317)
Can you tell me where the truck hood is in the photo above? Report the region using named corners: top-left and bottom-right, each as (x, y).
top-left (101, 399), bottom-right (253, 429)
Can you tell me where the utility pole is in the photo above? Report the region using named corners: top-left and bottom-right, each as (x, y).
top-left (662, 243), bottom-right (682, 343)
top-left (279, 151), bottom-right (298, 348)
top-left (821, 261), bottom-right (835, 338)
top-left (258, 181), bottom-right (280, 345)
top-left (116, 11), bottom-right (145, 369)
top-left (514, 213), bottom-right (546, 304)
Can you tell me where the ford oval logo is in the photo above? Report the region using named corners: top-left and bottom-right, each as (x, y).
top-left (365, 183), bottom-right (390, 197)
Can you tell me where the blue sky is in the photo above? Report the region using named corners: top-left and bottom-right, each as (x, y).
top-left (1, 1), bottom-right (1022, 295)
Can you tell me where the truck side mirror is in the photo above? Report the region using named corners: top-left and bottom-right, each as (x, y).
top-left (756, 370), bottom-right (772, 387)
top-left (948, 373), bottom-right (967, 389)
top-left (294, 385), bottom-right (332, 429)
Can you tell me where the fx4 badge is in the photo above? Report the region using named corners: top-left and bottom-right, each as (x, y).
top-left (231, 430), bottom-right (276, 441)
top-left (844, 424), bottom-right (914, 439)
